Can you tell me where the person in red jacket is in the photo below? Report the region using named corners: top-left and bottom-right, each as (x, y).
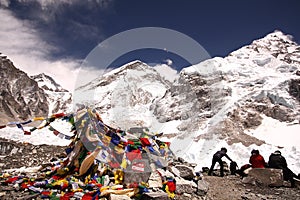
top-left (249, 149), bottom-right (266, 168)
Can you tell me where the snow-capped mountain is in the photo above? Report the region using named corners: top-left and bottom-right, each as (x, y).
top-left (31, 73), bottom-right (72, 114)
top-left (75, 30), bottom-right (300, 172)
top-left (0, 54), bottom-right (72, 123)
top-left (32, 73), bottom-right (68, 92)
top-left (74, 60), bottom-right (172, 129)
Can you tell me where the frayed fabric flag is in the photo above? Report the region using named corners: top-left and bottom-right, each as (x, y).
top-left (33, 117), bottom-right (45, 121)
top-left (0, 125), bottom-right (6, 129)
top-left (16, 123), bottom-right (24, 131)
top-left (52, 113), bottom-right (65, 118)
top-left (64, 135), bottom-right (73, 140)
top-left (30, 127), bottom-right (37, 132)
top-left (7, 121), bottom-right (19, 125)
top-left (58, 133), bottom-right (65, 139)
top-left (24, 131), bottom-right (31, 135)
top-left (21, 119), bottom-right (33, 125)
top-left (48, 126), bottom-right (55, 131)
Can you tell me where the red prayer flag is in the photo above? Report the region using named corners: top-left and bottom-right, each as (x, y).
top-left (24, 131), bottom-right (31, 135)
top-left (0, 125), bottom-right (6, 129)
top-left (53, 113), bottom-right (65, 118)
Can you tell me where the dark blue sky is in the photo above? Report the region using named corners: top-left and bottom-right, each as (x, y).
top-left (2, 0), bottom-right (300, 70)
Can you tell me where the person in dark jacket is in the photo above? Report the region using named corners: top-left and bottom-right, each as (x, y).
top-left (208, 147), bottom-right (233, 177)
top-left (249, 149), bottom-right (266, 168)
top-left (268, 150), bottom-right (297, 187)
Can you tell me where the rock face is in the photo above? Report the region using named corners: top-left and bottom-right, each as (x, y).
top-left (0, 54), bottom-right (49, 123)
top-left (289, 79), bottom-right (300, 101)
top-left (31, 73), bottom-right (72, 114)
top-left (0, 54), bottom-right (72, 123)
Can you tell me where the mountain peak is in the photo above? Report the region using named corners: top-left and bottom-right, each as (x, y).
top-left (30, 73), bottom-right (72, 113)
top-left (105, 60), bottom-right (150, 77)
top-left (229, 30), bottom-right (300, 65)
top-left (31, 73), bottom-right (68, 92)
top-left (264, 30), bottom-right (295, 43)
top-left (251, 30), bottom-right (297, 50)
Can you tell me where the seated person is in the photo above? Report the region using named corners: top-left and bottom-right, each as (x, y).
top-left (249, 149), bottom-right (266, 168)
top-left (268, 150), bottom-right (298, 187)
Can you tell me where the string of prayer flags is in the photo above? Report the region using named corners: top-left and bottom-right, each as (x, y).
top-left (0, 112), bottom-right (75, 139)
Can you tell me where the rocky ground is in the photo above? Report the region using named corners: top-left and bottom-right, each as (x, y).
top-left (0, 138), bottom-right (67, 170)
top-left (0, 137), bottom-right (299, 200)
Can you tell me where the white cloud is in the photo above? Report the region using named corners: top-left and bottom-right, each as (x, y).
top-left (165, 58), bottom-right (173, 66)
top-left (0, 9), bottom-right (84, 91)
top-left (1, 0), bottom-right (114, 10)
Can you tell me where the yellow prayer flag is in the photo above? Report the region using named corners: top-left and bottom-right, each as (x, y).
top-left (33, 117), bottom-right (45, 121)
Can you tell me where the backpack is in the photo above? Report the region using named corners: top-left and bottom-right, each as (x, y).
top-left (230, 161), bottom-right (238, 175)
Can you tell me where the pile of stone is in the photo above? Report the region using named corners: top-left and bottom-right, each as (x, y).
top-left (141, 157), bottom-right (209, 200)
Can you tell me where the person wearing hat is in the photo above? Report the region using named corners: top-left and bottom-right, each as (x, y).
top-left (249, 149), bottom-right (266, 168)
top-left (208, 147), bottom-right (233, 177)
top-left (268, 150), bottom-right (298, 187)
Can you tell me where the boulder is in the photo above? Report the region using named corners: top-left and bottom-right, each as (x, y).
top-left (197, 179), bottom-right (209, 196)
top-left (141, 191), bottom-right (169, 200)
top-left (109, 194), bottom-right (131, 200)
top-left (156, 168), bottom-right (175, 179)
top-left (175, 165), bottom-right (195, 180)
top-left (175, 177), bottom-right (197, 194)
top-left (247, 168), bottom-right (283, 187)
